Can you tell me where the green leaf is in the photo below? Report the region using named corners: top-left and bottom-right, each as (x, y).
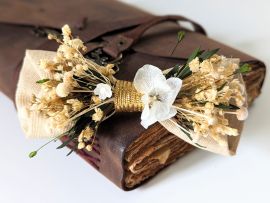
top-left (217, 82), bottom-right (227, 91)
top-left (36, 79), bottom-right (50, 84)
top-left (29, 151), bottom-right (37, 158)
top-left (66, 148), bottom-right (75, 156)
top-left (177, 48), bottom-right (201, 79)
top-left (178, 66), bottom-right (192, 79)
top-left (199, 48), bottom-right (219, 61)
top-left (177, 31), bottom-right (185, 42)
top-left (215, 103), bottom-right (240, 110)
top-left (186, 48), bottom-right (201, 64)
top-left (167, 48), bottom-right (219, 80)
top-left (56, 134), bottom-right (77, 149)
top-left (165, 64), bottom-right (181, 78)
top-left (238, 63), bottom-right (252, 74)
top-left (181, 129), bottom-right (193, 141)
top-left (195, 143), bottom-right (207, 148)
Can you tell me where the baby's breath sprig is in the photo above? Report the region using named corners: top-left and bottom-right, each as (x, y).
top-left (29, 25), bottom-right (117, 157)
top-left (167, 49), bottom-right (249, 145)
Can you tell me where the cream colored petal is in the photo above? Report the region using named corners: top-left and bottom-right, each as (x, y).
top-left (141, 108), bottom-right (157, 129)
top-left (153, 101), bottom-right (177, 121)
top-left (134, 64), bottom-right (166, 94)
top-left (94, 83), bottom-right (112, 100)
top-left (141, 104), bottom-right (150, 120)
top-left (165, 77), bottom-right (182, 105)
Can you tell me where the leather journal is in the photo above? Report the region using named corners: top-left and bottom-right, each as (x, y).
top-left (0, 0), bottom-right (265, 190)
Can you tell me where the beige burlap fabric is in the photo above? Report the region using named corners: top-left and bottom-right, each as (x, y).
top-left (15, 50), bottom-right (69, 139)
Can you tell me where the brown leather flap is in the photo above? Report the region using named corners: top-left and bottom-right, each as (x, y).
top-left (0, 0), bottom-right (148, 27)
top-left (0, 0), bottom-right (151, 41)
top-left (131, 21), bottom-right (256, 62)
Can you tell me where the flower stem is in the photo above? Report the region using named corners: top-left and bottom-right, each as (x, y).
top-left (169, 118), bottom-right (191, 135)
top-left (29, 133), bottom-right (65, 158)
top-left (70, 98), bottom-right (114, 121)
top-left (71, 90), bottom-right (93, 93)
top-left (173, 105), bottom-right (208, 119)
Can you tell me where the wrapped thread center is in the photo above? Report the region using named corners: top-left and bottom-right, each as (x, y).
top-left (114, 80), bottom-right (144, 112)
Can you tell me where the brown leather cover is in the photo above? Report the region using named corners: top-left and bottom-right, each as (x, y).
top-left (0, 0), bottom-right (266, 190)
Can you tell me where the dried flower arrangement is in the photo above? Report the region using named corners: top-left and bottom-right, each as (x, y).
top-left (22, 25), bottom-right (250, 158)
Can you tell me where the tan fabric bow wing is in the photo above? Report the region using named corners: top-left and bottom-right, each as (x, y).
top-left (160, 116), bottom-right (244, 156)
top-left (16, 50), bottom-right (68, 138)
top-left (160, 74), bottom-right (247, 156)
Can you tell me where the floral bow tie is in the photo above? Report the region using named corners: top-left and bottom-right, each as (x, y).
top-left (15, 25), bottom-right (249, 158)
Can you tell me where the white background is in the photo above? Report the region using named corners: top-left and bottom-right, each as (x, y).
top-left (0, 0), bottom-right (269, 202)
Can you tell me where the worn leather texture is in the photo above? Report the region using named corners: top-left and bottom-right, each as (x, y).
top-left (0, 0), bottom-right (266, 190)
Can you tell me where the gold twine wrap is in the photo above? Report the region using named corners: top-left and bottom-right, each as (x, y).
top-left (114, 80), bottom-right (143, 112)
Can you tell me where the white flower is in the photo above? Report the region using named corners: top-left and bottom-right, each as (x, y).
top-left (94, 83), bottom-right (112, 100)
top-left (134, 64), bottom-right (182, 128)
top-left (77, 142), bottom-right (85, 150)
top-left (62, 24), bottom-right (71, 36)
top-left (56, 83), bottom-right (71, 97)
top-left (189, 57), bottom-right (200, 72)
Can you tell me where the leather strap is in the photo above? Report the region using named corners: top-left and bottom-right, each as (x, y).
top-left (102, 15), bottom-right (207, 58)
